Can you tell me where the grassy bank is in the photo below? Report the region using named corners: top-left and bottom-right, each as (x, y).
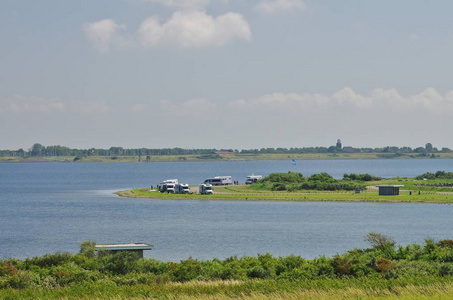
top-left (2, 152), bottom-right (453, 163)
top-left (1, 236), bottom-right (453, 299)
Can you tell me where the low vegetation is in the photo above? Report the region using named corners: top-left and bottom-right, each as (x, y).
top-left (255, 172), bottom-right (370, 191)
top-left (416, 171), bottom-right (453, 180)
top-left (1, 234), bottom-right (453, 299)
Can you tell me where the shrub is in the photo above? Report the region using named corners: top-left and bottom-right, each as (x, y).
top-left (332, 256), bottom-right (352, 276)
top-left (103, 252), bottom-right (138, 275)
top-left (365, 233), bottom-right (396, 251)
top-left (247, 266), bottom-right (269, 279)
top-left (438, 240), bottom-right (453, 249)
top-left (169, 258), bottom-right (202, 282)
top-left (376, 258), bottom-right (394, 274)
top-left (79, 240), bottom-right (96, 258)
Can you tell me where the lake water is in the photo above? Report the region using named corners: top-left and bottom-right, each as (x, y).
top-left (0, 159), bottom-right (452, 261)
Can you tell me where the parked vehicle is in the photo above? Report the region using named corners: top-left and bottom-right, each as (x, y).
top-left (162, 179), bottom-right (178, 184)
top-left (245, 175), bottom-right (262, 184)
top-left (175, 183), bottom-right (190, 194)
top-left (203, 176), bottom-right (232, 186)
top-left (158, 179), bottom-right (178, 193)
top-left (164, 183), bottom-right (176, 193)
top-left (199, 184), bottom-right (213, 195)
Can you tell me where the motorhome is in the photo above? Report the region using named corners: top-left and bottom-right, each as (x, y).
top-left (203, 176), bottom-right (232, 186)
top-left (159, 179), bottom-right (178, 193)
top-left (162, 179), bottom-right (178, 184)
top-left (175, 183), bottom-right (190, 194)
top-left (245, 175), bottom-right (262, 185)
top-left (199, 184), bottom-right (213, 195)
top-left (160, 183), bottom-right (176, 194)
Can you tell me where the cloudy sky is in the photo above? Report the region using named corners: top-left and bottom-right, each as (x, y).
top-left (1, 0), bottom-right (453, 150)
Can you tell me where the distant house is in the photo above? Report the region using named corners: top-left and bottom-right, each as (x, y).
top-left (95, 243), bottom-right (153, 259)
top-left (342, 146), bottom-right (356, 153)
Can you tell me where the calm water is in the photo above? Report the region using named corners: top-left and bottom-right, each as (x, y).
top-left (0, 159), bottom-right (452, 261)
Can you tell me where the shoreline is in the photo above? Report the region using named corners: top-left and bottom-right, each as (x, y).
top-left (115, 186), bottom-right (453, 204)
top-left (2, 152), bottom-right (453, 163)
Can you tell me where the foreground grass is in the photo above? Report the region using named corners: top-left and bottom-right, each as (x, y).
top-left (117, 184), bottom-right (453, 203)
top-left (2, 277), bottom-right (453, 299)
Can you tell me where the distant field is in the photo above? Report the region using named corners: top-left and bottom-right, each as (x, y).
top-left (2, 152), bottom-right (453, 162)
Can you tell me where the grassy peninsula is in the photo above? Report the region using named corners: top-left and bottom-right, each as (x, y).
top-left (117, 172), bottom-right (453, 204)
top-left (1, 234), bottom-right (453, 299)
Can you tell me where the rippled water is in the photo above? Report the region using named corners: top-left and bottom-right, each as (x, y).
top-left (0, 160), bottom-right (452, 261)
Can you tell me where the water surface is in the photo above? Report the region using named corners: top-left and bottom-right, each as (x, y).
top-left (0, 160), bottom-right (452, 261)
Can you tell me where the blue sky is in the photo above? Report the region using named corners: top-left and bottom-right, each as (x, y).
top-left (1, 0), bottom-right (453, 150)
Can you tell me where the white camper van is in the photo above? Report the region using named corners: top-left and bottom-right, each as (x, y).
top-left (245, 175), bottom-right (262, 185)
top-left (203, 176), bottom-right (232, 186)
top-left (199, 184), bottom-right (213, 195)
top-left (175, 183), bottom-right (190, 194)
top-left (159, 179), bottom-right (178, 193)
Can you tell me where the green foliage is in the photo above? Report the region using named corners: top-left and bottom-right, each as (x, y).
top-left (103, 251), bottom-right (138, 275)
top-left (343, 173), bottom-right (381, 181)
top-left (1, 233), bottom-right (453, 297)
top-left (258, 172), bottom-right (365, 191)
top-left (79, 240), bottom-right (96, 258)
top-left (364, 233), bottom-right (396, 251)
top-left (416, 171), bottom-right (453, 180)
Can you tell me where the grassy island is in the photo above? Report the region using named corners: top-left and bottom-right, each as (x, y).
top-left (1, 234), bottom-right (453, 299)
top-left (117, 172), bottom-right (453, 204)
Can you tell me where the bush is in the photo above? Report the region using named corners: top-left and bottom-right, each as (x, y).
top-left (79, 240), bottom-right (96, 258)
top-left (103, 252), bottom-right (138, 275)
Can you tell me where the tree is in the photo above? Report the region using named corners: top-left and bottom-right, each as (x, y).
top-left (425, 143), bottom-right (433, 152)
top-left (30, 143), bottom-right (45, 156)
top-left (364, 232), bottom-right (395, 250)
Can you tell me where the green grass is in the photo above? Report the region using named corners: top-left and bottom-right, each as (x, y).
top-left (117, 183), bottom-right (453, 203)
top-left (384, 178), bottom-right (453, 192)
top-left (1, 277), bottom-right (453, 299)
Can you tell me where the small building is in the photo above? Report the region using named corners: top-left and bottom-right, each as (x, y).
top-left (376, 185), bottom-right (404, 196)
top-left (342, 146), bottom-right (356, 153)
top-left (95, 243), bottom-right (153, 259)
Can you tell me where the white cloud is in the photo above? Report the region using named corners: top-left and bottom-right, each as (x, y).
top-left (0, 95), bottom-right (65, 113)
top-left (130, 103), bottom-right (151, 114)
top-left (139, 10), bottom-right (251, 47)
top-left (227, 88), bottom-right (453, 115)
top-left (256, 0), bottom-right (305, 14)
top-left (68, 100), bottom-right (112, 114)
top-left (144, 0), bottom-right (211, 9)
top-left (0, 95), bottom-right (112, 114)
top-left (83, 19), bottom-right (125, 52)
top-left (159, 98), bottom-right (217, 116)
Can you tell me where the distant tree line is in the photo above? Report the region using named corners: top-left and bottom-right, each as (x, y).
top-left (0, 142), bottom-right (451, 157)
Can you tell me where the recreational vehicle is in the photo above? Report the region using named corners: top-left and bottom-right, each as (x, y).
top-left (199, 184), bottom-right (213, 195)
top-left (245, 175), bottom-right (262, 184)
top-left (203, 176), bottom-right (232, 186)
top-left (175, 183), bottom-right (190, 194)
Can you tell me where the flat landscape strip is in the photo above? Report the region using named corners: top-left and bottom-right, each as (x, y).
top-left (116, 186), bottom-right (453, 204)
